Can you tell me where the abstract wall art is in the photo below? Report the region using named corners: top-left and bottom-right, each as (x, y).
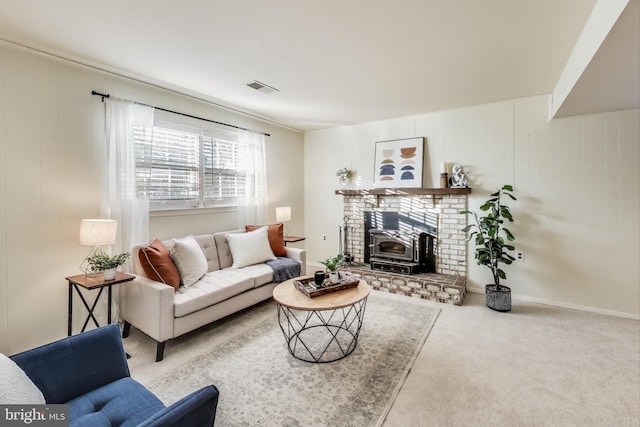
top-left (373, 137), bottom-right (424, 188)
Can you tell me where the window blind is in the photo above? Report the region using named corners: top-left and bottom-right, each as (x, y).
top-left (132, 121), bottom-right (246, 209)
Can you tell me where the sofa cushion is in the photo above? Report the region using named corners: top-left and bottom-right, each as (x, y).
top-left (229, 263), bottom-right (274, 288)
top-left (68, 377), bottom-right (164, 427)
top-left (213, 230), bottom-right (241, 269)
top-left (0, 353), bottom-right (45, 404)
top-left (171, 236), bottom-right (208, 287)
top-left (226, 227), bottom-right (276, 268)
top-left (138, 239), bottom-right (181, 289)
top-left (245, 224), bottom-right (287, 256)
top-left (173, 270), bottom-right (254, 318)
top-left (191, 234), bottom-right (220, 272)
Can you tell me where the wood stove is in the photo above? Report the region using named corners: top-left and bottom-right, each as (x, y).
top-left (369, 229), bottom-right (435, 274)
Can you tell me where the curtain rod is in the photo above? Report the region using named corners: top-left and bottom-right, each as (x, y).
top-left (91, 90), bottom-right (270, 137)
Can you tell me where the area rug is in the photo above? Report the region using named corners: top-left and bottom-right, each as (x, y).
top-left (142, 292), bottom-right (440, 427)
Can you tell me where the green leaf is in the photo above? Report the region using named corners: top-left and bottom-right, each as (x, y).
top-left (497, 269), bottom-right (507, 280)
top-left (502, 184), bottom-right (513, 191)
top-left (503, 228), bottom-right (515, 241)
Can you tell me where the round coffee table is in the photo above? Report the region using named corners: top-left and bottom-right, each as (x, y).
top-left (273, 277), bottom-right (370, 363)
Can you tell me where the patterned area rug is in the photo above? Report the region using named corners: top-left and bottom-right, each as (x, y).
top-left (144, 291), bottom-right (440, 427)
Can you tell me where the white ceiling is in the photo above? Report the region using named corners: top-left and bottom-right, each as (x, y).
top-left (0, 0), bottom-right (636, 132)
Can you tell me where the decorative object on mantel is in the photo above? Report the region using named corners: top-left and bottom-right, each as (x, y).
top-left (374, 137), bottom-right (424, 188)
top-left (460, 185), bottom-right (517, 312)
top-left (336, 168), bottom-right (354, 186)
top-left (440, 161), bottom-right (449, 188)
top-left (449, 164), bottom-right (469, 188)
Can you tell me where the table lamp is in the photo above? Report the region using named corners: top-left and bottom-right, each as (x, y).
top-left (79, 219), bottom-right (117, 275)
top-left (276, 207), bottom-right (291, 237)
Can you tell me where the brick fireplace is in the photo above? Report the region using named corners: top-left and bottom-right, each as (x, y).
top-left (335, 188), bottom-right (471, 305)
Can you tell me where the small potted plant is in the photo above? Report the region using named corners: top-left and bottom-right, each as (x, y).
top-left (319, 253), bottom-right (344, 282)
top-left (460, 185), bottom-right (517, 311)
top-left (86, 252), bottom-right (131, 280)
top-left (336, 168), bottom-right (354, 186)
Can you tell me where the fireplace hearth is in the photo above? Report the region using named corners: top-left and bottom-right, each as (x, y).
top-left (336, 187), bottom-right (470, 304)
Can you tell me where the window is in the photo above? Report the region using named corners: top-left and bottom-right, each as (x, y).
top-left (133, 119), bottom-right (247, 210)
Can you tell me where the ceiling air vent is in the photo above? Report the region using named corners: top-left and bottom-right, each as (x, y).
top-left (245, 80), bottom-right (279, 94)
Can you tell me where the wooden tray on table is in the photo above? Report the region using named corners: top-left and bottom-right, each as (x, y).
top-left (293, 275), bottom-right (360, 298)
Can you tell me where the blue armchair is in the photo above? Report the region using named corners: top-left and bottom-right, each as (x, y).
top-left (10, 324), bottom-right (218, 426)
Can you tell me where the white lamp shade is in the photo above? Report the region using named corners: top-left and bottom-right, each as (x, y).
top-left (79, 219), bottom-right (117, 246)
top-left (275, 207), bottom-right (291, 223)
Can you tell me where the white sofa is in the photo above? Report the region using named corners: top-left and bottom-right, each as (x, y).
top-left (120, 229), bottom-right (306, 361)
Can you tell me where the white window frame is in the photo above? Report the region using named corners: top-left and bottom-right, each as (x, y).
top-left (132, 114), bottom-right (247, 211)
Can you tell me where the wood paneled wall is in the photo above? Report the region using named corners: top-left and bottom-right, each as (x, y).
top-left (305, 96), bottom-right (639, 317)
top-left (0, 41), bottom-right (304, 354)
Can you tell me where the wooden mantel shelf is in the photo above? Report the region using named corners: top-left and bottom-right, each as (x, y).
top-left (335, 187), bottom-right (471, 196)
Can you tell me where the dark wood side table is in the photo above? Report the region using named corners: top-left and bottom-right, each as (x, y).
top-left (284, 236), bottom-right (306, 246)
top-left (66, 272), bottom-right (135, 336)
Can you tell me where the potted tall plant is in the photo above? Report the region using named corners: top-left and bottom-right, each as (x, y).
top-left (460, 185), bottom-right (517, 311)
top-left (86, 252), bottom-right (130, 280)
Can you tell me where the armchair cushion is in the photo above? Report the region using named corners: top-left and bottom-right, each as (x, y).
top-left (68, 377), bottom-right (164, 427)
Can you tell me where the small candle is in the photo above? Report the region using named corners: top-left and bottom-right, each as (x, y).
top-left (441, 162), bottom-right (447, 174)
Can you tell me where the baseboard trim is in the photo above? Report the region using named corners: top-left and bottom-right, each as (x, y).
top-left (467, 285), bottom-right (639, 320)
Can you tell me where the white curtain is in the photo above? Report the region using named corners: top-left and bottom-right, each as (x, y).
top-left (237, 130), bottom-right (268, 226)
top-left (103, 99), bottom-right (154, 262)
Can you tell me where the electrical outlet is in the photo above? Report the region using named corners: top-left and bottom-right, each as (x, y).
top-left (516, 251), bottom-right (525, 261)
top-left (323, 234), bottom-right (327, 241)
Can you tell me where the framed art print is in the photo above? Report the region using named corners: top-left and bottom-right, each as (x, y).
top-left (373, 137), bottom-right (424, 188)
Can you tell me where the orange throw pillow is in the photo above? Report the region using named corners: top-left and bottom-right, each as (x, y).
top-left (245, 224), bottom-right (287, 257)
top-left (138, 239), bottom-right (181, 289)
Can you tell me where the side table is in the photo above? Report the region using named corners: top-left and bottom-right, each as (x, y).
top-left (66, 272), bottom-right (135, 336)
top-left (283, 236), bottom-right (305, 246)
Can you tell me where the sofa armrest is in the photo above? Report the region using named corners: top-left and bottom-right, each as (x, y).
top-left (119, 275), bottom-right (175, 343)
top-left (11, 324), bottom-right (129, 403)
top-left (139, 385), bottom-right (219, 427)
top-left (285, 247), bottom-right (306, 275)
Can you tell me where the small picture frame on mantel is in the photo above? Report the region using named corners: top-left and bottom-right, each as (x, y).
top-left (373, 137), bottom-right (424, 188)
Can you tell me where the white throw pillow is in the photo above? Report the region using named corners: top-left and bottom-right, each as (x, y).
top-left (170, 235), bottom-right (208, 287)
top-left (227, 227), bottom-right (276, 268)
top-left (0, 353), bottom-right (45, 404)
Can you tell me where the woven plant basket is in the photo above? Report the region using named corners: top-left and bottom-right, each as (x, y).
top-left (485, 284), bottom-right (511, 312)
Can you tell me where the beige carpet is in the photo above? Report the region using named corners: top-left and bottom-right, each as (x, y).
top-left (125, 291), bottom-right (440, 426)
top-left (126, 291), bottom-right (639, 427)
top-left (383, 292), bottom-right (640, 427)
